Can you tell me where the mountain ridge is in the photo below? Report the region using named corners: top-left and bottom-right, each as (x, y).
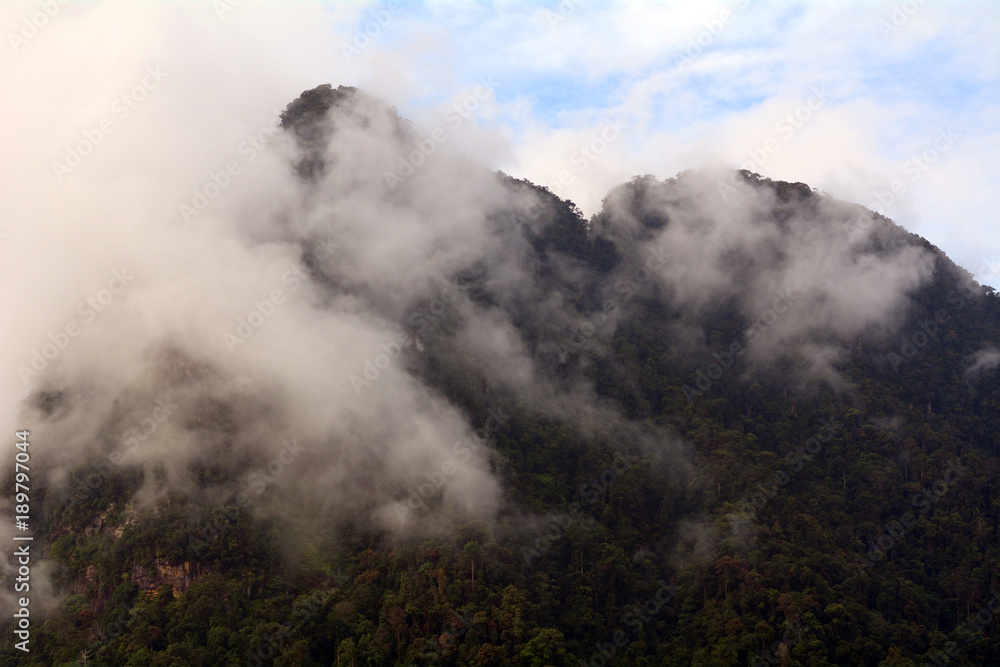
top-left (4, 83), bottom-right (999, 667)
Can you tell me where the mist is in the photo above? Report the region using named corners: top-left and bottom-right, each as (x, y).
top-left (1, 2), bottom-right (977, 626)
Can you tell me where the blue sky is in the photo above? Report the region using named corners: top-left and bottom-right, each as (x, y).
top-left (2, 0), bottom-right (998, 289)
top-left (0, 0), bottom-right (997, 421)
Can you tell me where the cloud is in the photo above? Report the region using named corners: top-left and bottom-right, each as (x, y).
top-left (0, 5), bottom-right (531, 587)
top-left (965, 346), bottom-right (1000, 380)
top-left (0, 4), bottom-right (684, 575)
top-left (590, 169), bottom-right (937, 386)
top-left (0, 0), bottom-right (995, 614)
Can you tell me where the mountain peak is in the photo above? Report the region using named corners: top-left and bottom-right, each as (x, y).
top-left (279, 84), bottom-right (402, 180)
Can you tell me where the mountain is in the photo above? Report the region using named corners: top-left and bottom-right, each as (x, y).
top-left (3, 85), bottom-right (999, 666)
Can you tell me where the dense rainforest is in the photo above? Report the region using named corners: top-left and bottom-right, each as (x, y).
top-left (2, 84), bottom-right (999, 666)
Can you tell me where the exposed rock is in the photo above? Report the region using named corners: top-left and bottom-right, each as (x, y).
top-left (130, 560), bottom-right (201, 597)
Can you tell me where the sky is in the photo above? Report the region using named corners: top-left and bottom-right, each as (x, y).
top-left (1, 0), bottom-right (998, 415)
top-left (327, 0), bottom-right (1000, 289)
top-left (0, 0), bottom-right (996, 606)
top-left (3, 1), bottom-right (997, 279)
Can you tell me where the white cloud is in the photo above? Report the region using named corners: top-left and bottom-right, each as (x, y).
top-left (2, 0), bottom-right (998, 439)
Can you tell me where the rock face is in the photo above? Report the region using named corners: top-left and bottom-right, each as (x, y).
top-left (84, 504), bottom-right (118, 537)
top-left (73, 499), bottom-right (203, 598)
top-left (130, 560), bottom-right (202, 597)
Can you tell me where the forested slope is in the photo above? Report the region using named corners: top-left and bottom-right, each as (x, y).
top-left (3, 85), bottom-right (999, 667)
